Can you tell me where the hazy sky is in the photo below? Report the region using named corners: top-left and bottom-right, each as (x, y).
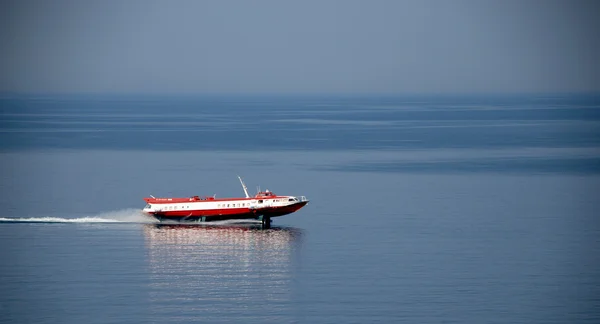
top-left (1, 0), bottom-right (598, 94)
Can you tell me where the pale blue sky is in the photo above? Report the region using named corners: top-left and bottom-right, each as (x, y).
top-left (1, 0), bottom-right (598, 94)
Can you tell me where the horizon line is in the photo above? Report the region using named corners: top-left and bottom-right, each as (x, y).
top-left (1, 91), bottom-right (599, 98)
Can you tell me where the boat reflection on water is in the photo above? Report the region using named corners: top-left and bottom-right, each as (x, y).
top-left (143, 223), bottom-right (303, 320)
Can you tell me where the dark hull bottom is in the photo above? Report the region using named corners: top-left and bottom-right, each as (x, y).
top-left (150, 213), bottom-right (273, 228)
top-left (152, 213), bottom-right (257, 223)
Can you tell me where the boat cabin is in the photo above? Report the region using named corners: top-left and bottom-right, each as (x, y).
top-left (191, 195), bottom-right (215, 201)
top-left (255, 190), bottom-right (276, 198)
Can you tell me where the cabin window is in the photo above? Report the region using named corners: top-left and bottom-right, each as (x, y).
top-left (145, 204), bottom-right (151, 209)
top-left (227, 204), bottom-right (230, 207)
top-left (258, 200), bottom-right (263, 203)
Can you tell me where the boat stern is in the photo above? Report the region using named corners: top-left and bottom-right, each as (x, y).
top-left (142, 199), bottom-right (161, 216)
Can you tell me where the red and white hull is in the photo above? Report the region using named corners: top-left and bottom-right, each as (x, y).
top-left (142, 184), bottom-right (308, 224)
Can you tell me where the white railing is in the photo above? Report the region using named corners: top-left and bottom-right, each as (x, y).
top-left (300, 196), bottom-right (308, 202)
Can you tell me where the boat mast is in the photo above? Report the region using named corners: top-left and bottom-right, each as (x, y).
top-left (238, 176), bottom-right (250, 198)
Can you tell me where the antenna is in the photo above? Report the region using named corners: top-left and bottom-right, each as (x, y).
top-left (238, 176), bottom-right (250, 198)
top-left (150, 195), bottom-right (155, 198)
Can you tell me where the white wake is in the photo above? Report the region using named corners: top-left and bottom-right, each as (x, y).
top-left (0, 208), bottom-right (157, 224)
top-left (0, 209), bottom-right (268, 226)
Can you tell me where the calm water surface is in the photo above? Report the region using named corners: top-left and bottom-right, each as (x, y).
top-left (1, 95), bottom-right (599, 323)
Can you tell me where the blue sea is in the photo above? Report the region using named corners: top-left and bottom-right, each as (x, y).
top-left (1, 94), bottom-right (599, 323)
